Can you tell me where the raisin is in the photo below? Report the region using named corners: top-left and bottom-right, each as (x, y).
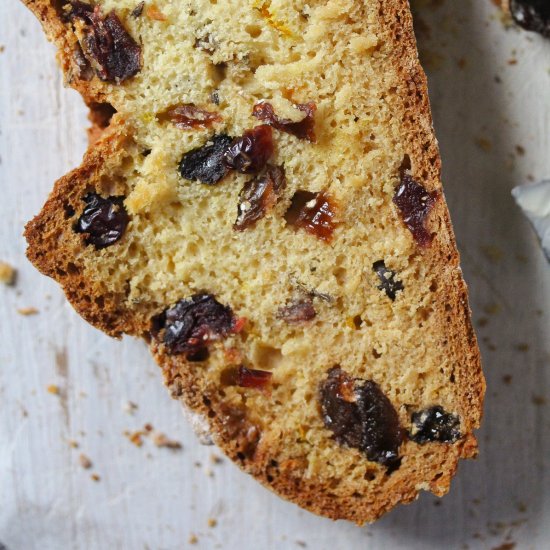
top-left (153, 294), bottom-right (236, 358)
top-left (236, 366), bottom-right (273, 389)
top-left (69, 3), bottom-right (142, 83)
top-left (74, 193), bottom-right (129, 249)
top-left (285, 190), bottom-right (337, 242)
top-left (130, 1), bottom-right (145, 17)
top-left (253, 101), bottom-right (317, 142)
top-left (158, 104), bottom-right (221, 129)
top-left (277, 299), bottom-right (316, 324)
top-left (410, 406), bottom-right (461, 444)
top-left (234, 165), bottom-right (286, 231)
top-left (372, 260), bottom-right (404, 301)
top-left (510, 0), bottom-right (550, 37)
top-left (224, 125), bottom-right (274, 174)
top-left (179, 134), bottom-right (233, 184)
top-left (393, 174), bottom-right (439, 247)
top-left (320, 367), bottom-right (403, 469)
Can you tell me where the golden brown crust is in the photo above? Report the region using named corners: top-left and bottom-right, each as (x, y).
top-left (22, 0), bottom-right (485, 524)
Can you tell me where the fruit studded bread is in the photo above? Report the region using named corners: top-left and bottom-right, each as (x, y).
top-left (23, 0), bottom-right (484, 523)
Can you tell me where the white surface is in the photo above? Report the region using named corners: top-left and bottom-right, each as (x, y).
top-left (1, 1), bottom-right (550, 549)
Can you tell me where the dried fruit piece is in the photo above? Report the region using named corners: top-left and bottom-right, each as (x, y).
top-left (320, 367), bottom-right (403, 468)
top-left (277, 299), bottom-right (316, 324)
top-left (179, 134), bottom-right (233, 184)
top-left (69, 3), bottom-right (142, 83)
top-left (410, 406), bottom-right (461, 444)
top-left (285, 190), bottom-right (337, 242)
top-left (393, 174), bottom-right (439, 247)
top-left (75, 193), bottom-right (130, 249)
top-left (130, 2), bottom-right (145, 18)
top-left (236, 366), bottom-right (273, 389)
top-left (372, 260), bottom-right (404, 301)
top-left (153, 294), bottom-right (236, 358)
top-left (159, 104), bottom-right (221, 129)
top-left (234, 165), bottom-right (286, 230)
top-left (223, 125), bottom-right (274, 174)
top-left (253, 101), bottom-right (316, 142)
top-left (510, 0), bottom-right (550, 38)
top-left (145, 4), bottom-right (167, 21)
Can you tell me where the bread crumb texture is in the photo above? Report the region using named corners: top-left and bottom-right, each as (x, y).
top-left (23, 0), bottom-right (484, 523)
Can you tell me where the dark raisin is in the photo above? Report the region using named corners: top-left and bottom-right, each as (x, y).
top-left (153, 294), bottom-right (236, 358)
top-left (372, 260), bottom-right (404, 301)
top-left (410, 406), bottom-right (461, 444)
top-left (69, 3), bottom-right (142, 83)
top-left (74, 193), bottom-right (129, 249)
top-left (223, 125), bottom-right (274, 174)
top-left (510, 0), bottom-right (550, 37)
top-left (179, 134), bottom-right (233, 184)
top-left (393, 174), bottom-right (439, 247)
top-left (285, 190), bottom-right (337, 242)
top-left (234, 165), bottom-right (286, 230)
top-left (236, 366), bottom-right (273, 389)
top-left (130, 1), bottom-right (145, 17)
top-left (277, 299), bottom-right (316, 324)
top-left (320, 367), bottom-right (403, 469)
top-left (158, 104), bottom-right (221, 129)
top-left (252, 101), bottom-right (317, 142)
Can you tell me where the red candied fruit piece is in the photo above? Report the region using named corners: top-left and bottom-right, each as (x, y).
top-left (276, 299), bottom-right (316, 324)
top-left (237, 366), bottom-right (273, 390)
top-left (224, 125), bottom-right (274, 174)
top-left (284, 190), bottom-right (337, 242)
top-left (160, 104), bottom-right (221, 129)
top-left (393, 174), bottom-right (439, 247)
top-left (252, 101), bottom-right (317, 142)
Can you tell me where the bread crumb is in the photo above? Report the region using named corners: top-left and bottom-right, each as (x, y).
top-left (47, 384), bottom-right (60, 395)
top-left (0, 261), bottom-right (16, 285)
top-left (152, 431), bottom-right (182, 449)
top-left (143, 423), bottom-right (154, 432)
top-left (188, 534), bottom-right (198, 544)
top-left (515, 343), bottom-right (529, 352)
top-left (79, 453), bottom-right (93, 469)
top-left (515, 145), bottom-right (525, 156)
top-left (475, 137), bottom-right (492, 152)
top-left (124, 429), bottom-right (145, 447)
top-left (502, 375), bottom-right (512, 385)
top-left (90, 473), bottom-right (101, 482)
top-left (122, 400), bottom-right (138, 414)
top-left (532, 395), bottom-right (546, 406)
top-left (207, 518), bottom-right (217, 528)
top-left (68, 439), bottom-right (79, 448)
top-left (18, 307), bottom-right (39, 316)
top-left (210, 453), bottom-right (223, 464)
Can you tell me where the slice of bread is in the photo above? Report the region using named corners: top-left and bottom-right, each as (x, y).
top-left (23, 0), bottom-right (484, 523)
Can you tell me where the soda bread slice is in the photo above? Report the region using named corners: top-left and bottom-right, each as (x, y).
top-left (23, 0), bottom-right (484, 523)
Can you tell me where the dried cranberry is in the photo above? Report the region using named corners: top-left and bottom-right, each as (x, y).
top-left (74, 193), bottom-right (129, 249)
top-left (320, 367), bottom-right (403, 468)
top-left (373, 261), bottom-right (404, 301)
top-left (277, 299), bottom-right (316, 324)
top-left (252, 101), bottom-right (317, 142)
top-left (223, 125), bottom-right (274, 174)
top-left (410, 406), bottom-right (461, 444)
top-left (236, 366), bottom-right (272, 389)
top-left (285, 190), bottom-right (337, 242)
top-left (153, 294), bottom-right (236, 358)
top-left (69, 3), bottom-right (142, 83)
top-left (393, 174), bottom-right (439, 247)
top-left (510, 0), bottom-right (550, 37)
top-left (159, 104), bottom-right (221, 129)
top-left (234, 165), bottom-right (286, 230)
top-left (179, 134), bottom-right (233, 184)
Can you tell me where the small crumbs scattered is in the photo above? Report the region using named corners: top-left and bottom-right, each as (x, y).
top-left (516, 501), bottom-right (527, 513)
top-left (79, 453), bottom-right (93, 469)
top-left (515, 343), bottom-right (529, 352)
top-left (17, 307), bottom-right (39, 316)
top-left (152, 432), bottom-right (182, 449)
top-left (68, 440), bottom-right (79, 448)
top-left (210, 453), bottom-right (223, 464)
top-left (0, 45), bottom-right (5, 53)
top-left (515, 145), bottom-right (525, 156)
top-left (0, 261), bottom-right (16, 285)
top-left (204, 468), bottom-right (214, 477)
top-left (207, 518), bottom-right (217, 528)
top-left (475, 137), bottom-right (492, 152)
top-left (188, 534), bottom-right (198, 545)
top-left (502, 374), bottom-right (513, 385)
top-left (507, 58), bottom-right (518, 65)
top-left (122, 400), bottom-right (138, 414)
top-left (47, 384), bottom-right (60, 395)
top-left (491, 543), bottom-right (516, 550)
top-left (532, 395), bottom-right (546, 406)
top-left (477, 317), bottom-right (489, 327)
top-left (124, 429), bottom-right (145, 447)
top-left (433, 499), bottom-right (442, 507)
top-left (90, 473), bottom-right (101, 482)
top-left (296, 541), bottom-right (307, 548)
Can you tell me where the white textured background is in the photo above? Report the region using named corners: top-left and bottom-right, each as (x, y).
top-left (1, 1), bottom-right (549, 548)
